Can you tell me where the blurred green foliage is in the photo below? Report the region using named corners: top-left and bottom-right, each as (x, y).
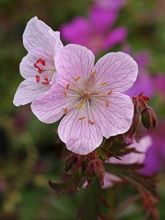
top-left (0, 0), bottom-right (165, 219)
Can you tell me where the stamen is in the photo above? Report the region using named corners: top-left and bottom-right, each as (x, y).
top-left (100, 82), bottom-right (107, 86)
top-left (79, 116), bottom-right (85, 120)
top-left (107, 90), bottom-right (112, 95)
top-left (64, 108), bottom-right (68, 115)
top-left (36, 58), bottom-right (45, 66)
top-left (35, 75), bottom-right (40, 83)
top-left (34, 63), bottom-right (42, 73)
top-left (76, 101), bottom-right (85, 109)
top-left (34, 58), bottom-right (46, 73)
top-left (88, 119), bottom-right (94, 125)
top-left (66, 83), bottom-right (70, 90)
top-left (106, 100), bottom-right (109, 107)
top-left (64, 90), bottom-right (67, 98)
top-left (74, 76), bottom-right (80, 81)
top-left (42, 76), bottom-right (49, 85)
top-left (91, 71), bottom-right (96, 78)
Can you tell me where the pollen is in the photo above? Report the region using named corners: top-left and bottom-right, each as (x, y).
top-left (37, 58), bottom-right (45, 66)
top-left (66, 83), bottom-right (70, 90)
top-left (64, 108), bottom-right (68, 115)
top-left (91, 71), bottom-right (96, 78)
top-left (79, 116), bottom-right (85, 120)
top-left (106, 100), bottom-right (109, 107)
top-left (42, 76), bottom-right (49, 85)
top-left (107, 90), bottom-right (112, 95)
top-left (34, 58), bottom-right (46, 73)
top-left (64, 90), bottom-right (67, 98)
top-left (88, 119), bottom-right (94, 125)
top-left (35, 75), bottom-right (40, 83)
top-left (74, 76), bottom-right (80, 81)
top-left (100, 82), bottom-right (107, 87)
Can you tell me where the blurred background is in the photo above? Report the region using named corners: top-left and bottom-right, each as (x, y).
top-left (0, 0), bottom-right (165, 219)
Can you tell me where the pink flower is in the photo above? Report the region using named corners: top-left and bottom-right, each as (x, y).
top-left (154, 74), bottom-right (165, 100)
top-left (104, 135), bottom-right (152, 188)
top-left (61, 3), bottom-right (127, 55)
top-left (122, 46), bottom-right (154, 97)
top-left (13, 17), bottom-right (63, 106)
top-left (93, 0), bottom-right (127, 11)
top-left (31, 44), bottom-right (138, 155)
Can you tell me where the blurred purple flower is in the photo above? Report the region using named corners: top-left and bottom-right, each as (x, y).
top-left (61, 2), bottom-right (127, 54)
top-left (154, 74), bottom-right (165, 99)
top-left (124, 49), bottom-right (154, 97)
top-left (93, 0), bottom-right (127, 11)
top-left (141, 122), bottom-right (165, 175)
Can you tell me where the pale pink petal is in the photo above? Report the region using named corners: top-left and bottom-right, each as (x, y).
top-left (58, 104), bottom-right (103, 155)
top-left (23, 17), bottom-right (63, 58)
top-left (94, 52), bottom-right (138, 92)
top-left (55, 44), bottom-right (95, 84)
top-left (103, 173), bottom-right (122, 188)
top-left (109, 136), bottom-right (152, 164)
top-left (31, 83), bottom-right (79, 124)
top-left (90, 93), bottom-right (134, 138)
top-left (19, 54), bottom-right (36, 79)
top-left (13, 78), bottom-right (50, 106)
top-left (20, 54), bottom-right (55, 79)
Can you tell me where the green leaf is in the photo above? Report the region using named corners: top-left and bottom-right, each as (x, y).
top-left (76, 179), bottom-right (101, 220)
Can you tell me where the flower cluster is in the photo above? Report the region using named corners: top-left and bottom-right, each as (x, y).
top-left (14, 17), bottom-right (138, 155)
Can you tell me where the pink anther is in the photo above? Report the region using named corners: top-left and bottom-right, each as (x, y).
top-left (35, 75), bottom-right (40, 83)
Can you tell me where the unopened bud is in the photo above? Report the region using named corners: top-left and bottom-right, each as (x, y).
top-left (142, 107), bottom-right (156, 131)
top-left (87, 159), bottom-right (105, 185)
top-left (65, 153), bottom-right (79, 171)
top-left (132, 93), bottom-right (150, 113)
top-left (126, 110), bottom-right (141, 141)
top-left (125, 100), bottom-right (142, 141)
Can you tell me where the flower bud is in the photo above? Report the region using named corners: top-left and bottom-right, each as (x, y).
top-left (65, 153), bottom-right (79, 171)
top-left (132, 93), bottom-right (150, 113)
top-left (87, 158), bottom-right (105, 185)
top-left (142, 107), bottom-right (157, 131)
top-left (125, 106), bottom-right (142, 141)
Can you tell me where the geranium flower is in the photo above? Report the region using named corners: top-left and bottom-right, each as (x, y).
top-left (60, 3), bottom-right (127, 55)
top-left (127, 51), bottom-right (154, 97)
top-left (104, 135), bottom-right (152, 188)
top-left (93, 0), bottom-right (127, 11)
top-left (154, 74), bottom-right (165, 100)
top-left (31, 44), bottom-right (138, 155)
top-left (141, 121), bottom-right (165, 176)
top-left (13, 17), bottom-right (63, 106)
top-left (123, 48), bottom-right (154, 97)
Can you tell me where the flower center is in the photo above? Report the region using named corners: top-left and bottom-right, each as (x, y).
top-left (82, 90), bottom-right (91, 100)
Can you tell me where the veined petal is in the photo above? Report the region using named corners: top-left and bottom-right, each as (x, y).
top-left (55, 44), bottom-right (95, 84)
top-left (109, 136), bottom-right (152, 165)
top-left (13, 78), bottom-right (50, 106)
top-left (20, 54), bottom-right (55, 79)
top-left (31, 83), bottom-right (79, 124)
top-left (90, 93), bottom-right (134, 138)
top-left (23, 17), bottom-right (63, 58)
top-left (58, 104), bottom-right (103, 155)
top-left (94, 52), bottom-right (138, 92)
